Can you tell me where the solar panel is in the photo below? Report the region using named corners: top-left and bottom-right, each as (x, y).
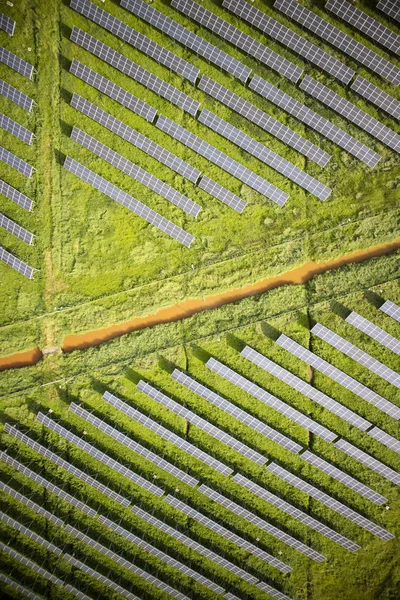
top-left (71, 127), bottom-right (201, 217)
top-left (0, 450), bottom-right (97, 517)
top-left (232, 473), bottom-right (360, 551)
top-left (380, 299), bottom-right (400, 323)
top-left (0, 47), bottom-right (34, 79)
top-left (300, 76), bottom-right (400, 153)
top-left (69, 60), bottom-right (156, 122)
top-left (346, 311), bottom-right (400, 356)
top-left (70, 27), bottom-right (200, 116)
top-left (351, 76), bottom-right (400, 121)
top-left (276, 333), bottom-right (399, 419)
top-left (0, 113), bottom-right (34, 145)
top-left (223, 0), bottom-right (355, 85)
top-left (70, 0), bottom-right (199, 83)
top-left (0, 574), bottom-right (42, 600)
top-left (301, 450), bottom-right (388, 505)
top-left (266, 463), bottom-right (394, 541)
top-left (0, 212), bottom-right (34, 245)
top-left (0, 541), bottom-right (64, 586)
top-left (64, 586), bottom-right (93, 600)
top-left (64, 157), bottom-right (194, 247)
top-left (335, 439), bottom-right (400, 486)
top-left (256, 583), bottom-right (292, 600)
top-left (0, 179), bottom-right (33, 211)
top-left (241, 345), bottom-right (371, 431)
top-left (122, 0), bottom-right (251, 83)
top-left (173, 367), bottom-right (304, 452)
top-left (102, 391), bottom-right (232, 476)
top-left (326, 0), bottom-right (400, 56)
top-left (172, 0), bottom-right (303, 83)
top-left (198, 176), bottom-right (246, 213)
top-left (205, 358), bottom-right (335, 443)
top-left (0, 513), bottom-right (62, 555)
top-left (378, 0), bottom-right (400, 23)
top-left (0, 246), bottom-right (34, 279)
top-left (274, 0), bottom-right (400, 85)
top-left (0, 79), bottom-right (33, 111)
top-left (0, 12), bottom-right (15, 35)
top-left (36, 412), bottom-right (165, 497)
top-left (199, 108), bottom-right (331, 201)
top-left (69, 402), bottom-right (198, 486)
top-left (368, 427), bottom-right (400, 455)
top-left (4, 423), bottom-right (131, 507)
top-left (249, 75), bottom-right (381, 168)
top-left (156, 114), bottom-right (289, 205)
top-left (71, 93), bottom-right (200, 183)
top-left (136, 380), bottom-right (268, 466)
top-left (199, 75), bottom-right (330, 168)
top-left (311, 323), bottom-right (400, 392)
top-left (0, 146), bottom-right (33, 178)
top-left (197, 484), bottom-right (326, 561)
top-left (97, 514), bottom-right (225, 593)
top-left (165, 495), bottom-right (292, 573)
top-left (0, 481), bottom-right (63, 526)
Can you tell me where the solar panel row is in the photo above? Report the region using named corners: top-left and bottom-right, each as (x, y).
top-left (102, 390), bottom-right (233, 476)
top-left (346, 311), bottom-right (400, 356)
top-left (241, 345), bottom-right (371, 431)
top-left (70, 27), bottom-right (200, 115)
top-left (0, 212), bottom-right (34, 244)
top-left (156, 114), bottom-right (289, 205)
top-left (351, 76), bottom-right (400, 121)
top-left (300, 76), bottom-right (400, 153)
top-left (256, 582), bottom-right (292, 600)
top-left (326, 0), bottom-right (400, 56)
top-left (71, 127), bottom-right (201, 217)
top-left (0, 541), bottom-right (63, 586)
top-left (0, 78), bottom-right (34, 111)
top-left (335, 439), bottom-right (400, 486)
top-left (198, 176), bottom-right (246, 213)
top-left (199, 108), bottom-right (332, 200)
top-left (199, 74), bottom-right (330, 167)
top-left (249, 75), bottom-right (381, 168)
top-left (223, 0), bottom-right (355, 84)
top-left (172, 0), bottom-right (302, 83)
top-left (0, 574), bottom-right (41, 600)
top-left (0, 246), bottom-right (34, 279)
top-left (0, 12), bottom-right (15, 35)
top-left (70, 0), bottom-right (199, 83)
top-left (136, 379), bottom-right (268, 465)
top-left (368, 427), bottom-right (400, 455)
top-left (0, 145), bottom-right (34, 177)
top-left (380, 299), bottom-right (400, 323)
top-left (377, 0), bottom-right (400, 23)
top-left (0, 481), bottom-right (63, 527)
top-left (274, 0), bottom-right (400, 85)
top-left (122, 0), bottom-right (251, 83)
top-left (0, 179), bottom-right (33, 211)
top-left (64, 157), bottom-right (194, 247)
top-left (0, 47), bottom-right (34, 79)
top-left (0, 513), bottom-right (62, 555)
top-left (0, 112), bottom-right (34, 144)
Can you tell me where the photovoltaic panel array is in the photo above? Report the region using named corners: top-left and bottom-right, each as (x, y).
top-left (301, 450), bottom-right (388, 505)
top-left (198, 484), bottom-right (326, 561)
top-left (205, 357), bottom-right (336, 443)
top-left (256, 583), bottom-right (292, 600)
top-left (36, 412), bottom-right (165, 497)
top-left (199, 108), bottom-right (332, 201)
top-left (0, 481), bottom-right (63, 526)
top-left (368, 427), bottom-right (400, 455)
top-left (0, 113), bottom-right (34, 145)
top-left (300, 76), bottom-right (400, 153)
top-left (241, 345), bottom-right (371, 431)
top-left (311, 323), bottom-right (400, 392)
top-left (69, 402), bottom-right (198, 486)
top-left (0, 574), bottom-right (42, 600)
top-left (0, 12), bottom-right (15, 35)
top-left (71, 127), bottom-right (201, 217)
top-left (0, 146), bottom-right (33, 177)
top-left (136, 380), bottom-right (268, 465)
top-left (69, 60), bottom-right (156, 122)
top-left (0, 513), bottom-right (62, 555)
top-left (335, 439), bottom-right (400, 486)
top-left (102, 391), bottom-right (233, 476)
top-left (71, 93), bottom-right (200, 183)
top-left (223, 0), bottom-right (354, 84)
top-left (156, 114), bottom-right (289, 205)
top-left (0, 47), bottom-right (34, 79)
top-left (326, 0), bottom-right (400, 56)
top-left (380, 299), bottom-right (400, 323)
top-left (0, 246), bottom-right (34, 279)
top-left (0, 541), bottom-right (64, 587)
top-left (172, 0), bottom-right (302, 83)
top-left (266, 463), bottom-right (394, 541)
top-left (198, 75), bottom-right (330, 167)
top-left (70, 27), bottom-right (200, 116)
top-left (0, 212), bottom-right (34, 245)
top-left (172, 367), bottom-right (303, 452)
top-left (378, 0), bottom-right (400, 23)
top-left (165, 495), bottom-right (292, 573)
top-left (0, 79), bottom-right (33, 111)
top-left (122, 0), bottom-right (251, 83)
top-left (0, 179), bottom-right (33, 211)
top-left (276, 333), bottom-right (399, 419)
top-left (249, 75), bottom-right (381, 168)
top-left (232, 473), bottom-right (360, 551)
top-left (64, 157), bottom-right (194, 247)
top-left (351, 76), bottom-right (400, 121)
top-left (346, 311), bottom-right (400, 356)
top-left (198, 176), bottom-right (246, 213)
top-left (70, 0), bottom-right (199, 83)
top-left (274, 0), bottom-right (400, 85)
